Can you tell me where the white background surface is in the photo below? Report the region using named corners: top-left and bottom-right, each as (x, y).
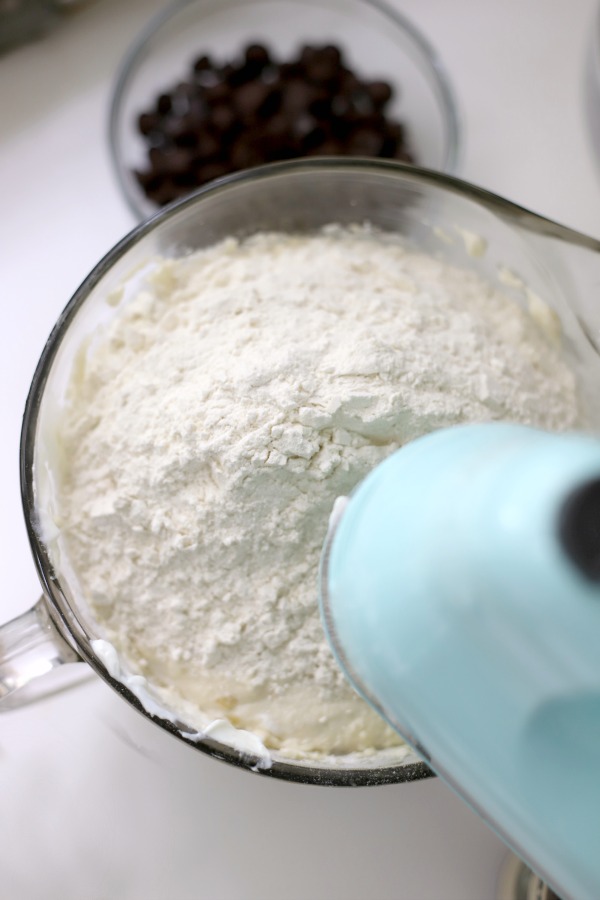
top-left (1, 1), bottom-right (599, 898)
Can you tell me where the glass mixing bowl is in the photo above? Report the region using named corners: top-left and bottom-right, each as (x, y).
top-left (3, 159), bottom-right (600, 787)
top-left (108, 0), bottom-right (461, 220)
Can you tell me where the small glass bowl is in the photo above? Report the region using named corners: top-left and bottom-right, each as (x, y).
top-left (108, 0), bottom-right (461, 220)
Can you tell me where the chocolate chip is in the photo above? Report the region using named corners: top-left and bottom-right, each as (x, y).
top-left (347, 127), bottom-right (385, 156)
top-left (261, 64), bottom-right (280, 85)
top-left (330, 114), bottom-right (353, 140)
top-left (156, 93), bottom-right (172, 116)
top-left (254, 114), bottom-right (291, 157)
top-left (174, 81), bottom-right (196, 102)
top-left (242, 43), bottom-right (272, 81)
top-left (210, 103), bottom-right (236, 133)
top-left (204, 81), bottom-right (231, 106)
top-left (394, 147), bottom-right (414, 163)
top-left (311, 137), bottom-right (343, 155)
top-left (305, 56), bottom-right (339, 86)
top-left (299, 45), bottom-right (318, 67)
top-left (228, 60), bottom-right (263, 87)
top-left (149, 146), bottom-right (194, 176)
top-left (381, 121), bottom-right (406, 156)
top-left (131, 41), bottom-right (415, 207)
top-left (338, 68), bottom-right (361, 93)
top-left (234, 81), bottom-right (278, 120)
top-left (172, 168), bottom-right (199, 187)
top-left (350, 89), bottom-right (373, 117)
top-left (320, 45), bottom-right (343, 67)
top-left (245, 43), bottom-right (270, 65)
top-left (193, 54), bottom-right (212, 73)
top-left (134, 168), bottom-right (162, 191)
top-left (165, 115), bottom-right (198, 147)
top-left (294, 115), bottom-right (327, 151)
top-left (188, 95), bottom-right (208, 124)
top-left (384, 122), bottom-right (405, 142)
top-left (229, 139), bottom-right (262, 170)
top-left (194, 67), bottom-right (220, 88)
top-left (308, 91), bottom-right (332, 120)
top-left (219, 63), bottom-right (236, 82)
top-left (279, 61), bottom-right (301, 79)
top-left (145, 177), bottom-right (179, 206)
top-left (138, 112), bottom-right (160, 135)
top-left (195, 161), bottom-right (231, 183)
top-left (281, 79), bottom-right (314, 115)
top-left (194, 132), bottom-right (221, 159)
top-left (367, 81), bottom-right (393, 108)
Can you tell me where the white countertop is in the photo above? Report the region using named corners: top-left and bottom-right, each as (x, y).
top-left (1, 1), bottom-right (598, 897)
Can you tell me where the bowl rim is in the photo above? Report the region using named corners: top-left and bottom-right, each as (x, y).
top-left (107, 0), bottom-right (463, 220)
top-left (20, 158), bottom-right (599, 787)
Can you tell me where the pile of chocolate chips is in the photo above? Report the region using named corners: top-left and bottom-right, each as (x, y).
top-left (134, 43), bottom-right (415, 207)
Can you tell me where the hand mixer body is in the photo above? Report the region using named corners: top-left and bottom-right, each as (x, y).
top-left (321, 423), bottom-right (600, 900)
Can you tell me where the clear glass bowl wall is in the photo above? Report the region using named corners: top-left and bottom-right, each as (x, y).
top-left (22, 161), bottom-right (600, 786)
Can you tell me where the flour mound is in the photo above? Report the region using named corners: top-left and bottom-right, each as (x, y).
top-left (55, 228), bottom-right (582, 756)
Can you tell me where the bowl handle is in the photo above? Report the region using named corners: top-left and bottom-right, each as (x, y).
top-left (0, 597), bottom-right (84, 710)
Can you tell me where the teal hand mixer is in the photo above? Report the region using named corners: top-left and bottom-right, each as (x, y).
top-left (320, 422), bottom-right (600, 900)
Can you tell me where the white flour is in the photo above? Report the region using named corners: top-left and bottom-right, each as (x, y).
top-left (53, 227), bottom-right (583, 757)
